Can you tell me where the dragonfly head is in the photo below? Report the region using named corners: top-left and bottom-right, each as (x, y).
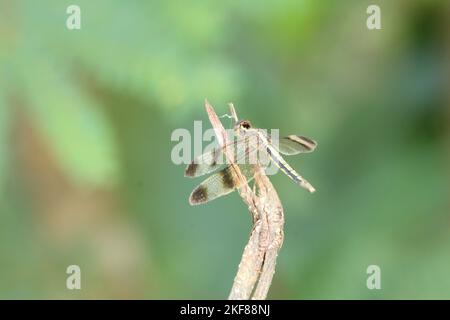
top-left (236, 119), bottom-right (252, 132)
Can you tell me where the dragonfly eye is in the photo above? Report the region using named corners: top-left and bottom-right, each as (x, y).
top-left (240, 120), bottom-right (251, 130)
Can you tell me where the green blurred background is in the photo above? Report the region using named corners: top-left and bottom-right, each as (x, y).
top-left (0, 0), bottom-right (449, 299)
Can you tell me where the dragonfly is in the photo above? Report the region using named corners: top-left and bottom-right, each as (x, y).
top-left (185, 119), bottom-right (317, 205)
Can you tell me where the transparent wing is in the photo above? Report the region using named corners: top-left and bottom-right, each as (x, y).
top-left (185, 131), bottom-right (261, 178)
top-left (275, 135), bottom-right (317, 155)
top-left (189, 164), bottom-right (260, 205)
top-left (266, 144), bottom-right (316, 193)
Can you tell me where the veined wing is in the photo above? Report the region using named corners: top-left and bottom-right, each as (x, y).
top-left (189, 164), bottom-right (259, 205)
top-left (266, 145), bottom-right (316, 192)
top-left (261, 133), bottom-right (316, 193)
top-left (274, 135), bottom-right (317, 155)
top-left (185, 131), bottom-right (261, 178)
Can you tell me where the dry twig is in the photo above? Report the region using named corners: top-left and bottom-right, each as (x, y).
top-left (204, 100), bottom-right (284, 300)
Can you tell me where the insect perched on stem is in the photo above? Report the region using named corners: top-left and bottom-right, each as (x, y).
top-left (185, 116), bottom-right (317, 205)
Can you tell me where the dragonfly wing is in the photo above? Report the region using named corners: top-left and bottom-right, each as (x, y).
top-left (266, 144), bottom-right (316, 193)
top-left (189, 164), bottom-right (259, 205)
top-left (184, 145), bottom-right (225, 177)
top-left (184, 131), bottom-right (260, 178)
top-left (275, 135), bottom-right (317, 155)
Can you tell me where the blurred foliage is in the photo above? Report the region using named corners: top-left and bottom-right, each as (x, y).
top-left (0, 0), bottom-right (449, 299)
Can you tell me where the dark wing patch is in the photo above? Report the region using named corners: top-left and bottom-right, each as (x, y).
top-left (190, 185), bottom-right (208, 204)
top-left (220, 168), bottom-right (236, 189)
top-left (188, 164), bottom-right (258, 205)
top-left (184, 162), bottom-right (198, 177)
top-left (288, 135), bottom-right (317, 151)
